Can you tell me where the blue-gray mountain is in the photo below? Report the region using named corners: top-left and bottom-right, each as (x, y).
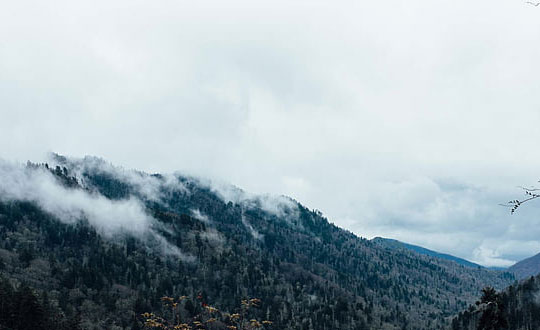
top-left (371, 237), bottom-right (484, 269)
top-left (0, 155), bottom-right (516, 330)
top-left (508, 252), bottom-right (540, 280)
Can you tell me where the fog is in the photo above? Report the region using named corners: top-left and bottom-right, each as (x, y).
top-left (0, 159), bottom-right (194, 260)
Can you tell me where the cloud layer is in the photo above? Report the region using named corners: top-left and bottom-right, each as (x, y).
top-left (0, 159), bottom-right (197, 261)
top-left (0, 160), bottom-right (153, 236)
top-left (1, 0), bottom-right (540, 266)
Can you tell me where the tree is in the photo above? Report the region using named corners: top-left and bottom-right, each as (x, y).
top-left (475, 287), bottom-right (508, 330)
top-left (141, 296), bottom-right (273, 330)
top-left (479, 287), bottom-right (497, 305)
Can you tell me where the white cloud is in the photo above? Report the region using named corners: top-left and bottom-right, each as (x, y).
top-left (472, 245), bottom-right (516, 268)
top-left (199, 228), bottom-right (226, 248)
top-left (49, 155), bottom-right (187, 202)
top-left (242, 215), bottom-right (263, 241)
top-left (1, 0), bottom-right (540, 266)
top-left (0, 160), bottom-right (152, 236)
top-left (195, 176), bottom-right (298, 219)
top-left (0, 159), bottom-right (193, 260)
top-left (191, 209), bottom-right (211, 224)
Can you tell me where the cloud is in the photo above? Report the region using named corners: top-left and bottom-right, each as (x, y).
top-left (195, 176), bottom-right (298, 220)
top-left (199, 228), bottom-right (226, 250)
top-left (0, 159), bottom-right (150, 235)
top-left (472, 246), bottom-right (516, 268)
top-left (192, 176), bottom-right (300, 237)
top-left (49, 154), bottom-right (187, 202)
top-left (341, 177), bottom-right (540, 267)
top-left (469, 240), bottom-right (540, 268)
top-left (241, 215), bottom-right (263, 240)
top-left (1, 0), bottom-right (540, 267)
top-left (0, 159), bottom-right (193, 260)
top-left (191, 209), bottom-right (211, 224)
top-left (189, 209), bottom-right (227, 250)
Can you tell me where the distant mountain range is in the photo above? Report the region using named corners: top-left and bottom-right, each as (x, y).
top-left (371, 237), bottom-right (485, 269)
top-left (508, 251), bottom-right (540, 280)
top-left (371, 234), bottom-right (540, 329)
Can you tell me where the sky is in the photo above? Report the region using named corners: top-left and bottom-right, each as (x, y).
top-left (1, 0), bottom-right (540, 267)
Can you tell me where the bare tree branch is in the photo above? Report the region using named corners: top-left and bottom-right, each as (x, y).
top-left (517, 186), bottom-right (540, 192)
top-left (502, 185), bottom-right (540, 214)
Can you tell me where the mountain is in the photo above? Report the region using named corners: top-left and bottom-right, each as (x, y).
top-left (372, 237), bottom-right (484, 269)
top-left (0, 155), bottom-right (515, 330)
top-left (451, 275), bottom-right (540, 330)
top-left (508, 252), bottom-right (540, 280)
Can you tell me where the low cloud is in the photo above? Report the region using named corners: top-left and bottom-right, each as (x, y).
top-left (0, 158), bottom-right (193, 260)
top-left (242, 215), bottom-right (263, 240)
top-left (339, 176), bottom-right (540, 267)
top-left (199, 228), bottom-right (226, 251)
top-left (195, 176), bottom-right (298, 220)
top-left (471, 245), bottom-right (516, 268)
top-left (191, 209), bottom-right (211, 224)
top-left (49, 154), bottom-right (187, 203)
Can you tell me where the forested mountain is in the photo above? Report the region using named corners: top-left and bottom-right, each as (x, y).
top-left (371, 237), bottom-right (484, 269)
top-left (0, 155), bottom-right (515, 330)
top-left (451, 274), bottom-right (540, 330)
top-left (508, 252), bottom-right (540, 280)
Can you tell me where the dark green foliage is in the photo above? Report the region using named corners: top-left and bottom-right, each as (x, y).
top-left (479, 287), bottom-right (498, 305)
top-left (0, 276), bottom-right (71, 330)
top-left (476, 287), bottom-right (508, 330)
top-left (452, 277), bottom-right (540, 330)
top-left (18, 248), bottom-right (34, 268)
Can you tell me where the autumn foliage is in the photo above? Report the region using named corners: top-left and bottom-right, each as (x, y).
top-left (141, 295), bottom-right (272, 330)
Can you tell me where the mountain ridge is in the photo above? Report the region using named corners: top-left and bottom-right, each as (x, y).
top-left (371, 237), bottom-right (485, 269)
top-left (508, 251), bottom-right (540, 280)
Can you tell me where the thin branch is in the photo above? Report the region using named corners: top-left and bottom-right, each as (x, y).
top-left (498, 204), bottom-right (514, 208)
top-left (516, 196), bottom-right (540, 204)
top-left (517, 186), bottom-right (540, 192)
top-left (502, 193), bottom-right (540, 214)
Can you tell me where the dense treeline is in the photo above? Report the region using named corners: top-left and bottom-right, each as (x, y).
top-left (0, 275), bottom-right (82, 330)
top-left (0, 158), bottom-right (515, 329)
top-left (452, 275), bottom-right (540, 330)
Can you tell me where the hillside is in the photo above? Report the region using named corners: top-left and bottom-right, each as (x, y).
top-left (0, 155), bottom-right (515, 330)
top-left (451, 275), bottom-right (540, 330)
top-left (372, 237), bottom-right (484, 269)
top-left (508, 252), bottom-right (540, 280)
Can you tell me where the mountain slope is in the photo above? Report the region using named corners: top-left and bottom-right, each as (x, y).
top-left (372, 237), bottom-right (484, 269)
top-left (451, 275), bottom-right (540, 330)
top-left (0, 155), bottom-right (515, 330)
top-left (508, 252), bottom-right (540, 280)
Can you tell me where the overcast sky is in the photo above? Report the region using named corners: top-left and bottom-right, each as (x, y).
top-left (1, 0), bottom-right (540, 267)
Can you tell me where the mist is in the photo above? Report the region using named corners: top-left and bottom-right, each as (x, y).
top-left (0, 160), bottom-right (150, 235)
top-left (0, 158), bottom-right (195, 260)
top-left (196, 176), bottom-right (299, 220)
top-left (0, 153), bottom-right (306, 262)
